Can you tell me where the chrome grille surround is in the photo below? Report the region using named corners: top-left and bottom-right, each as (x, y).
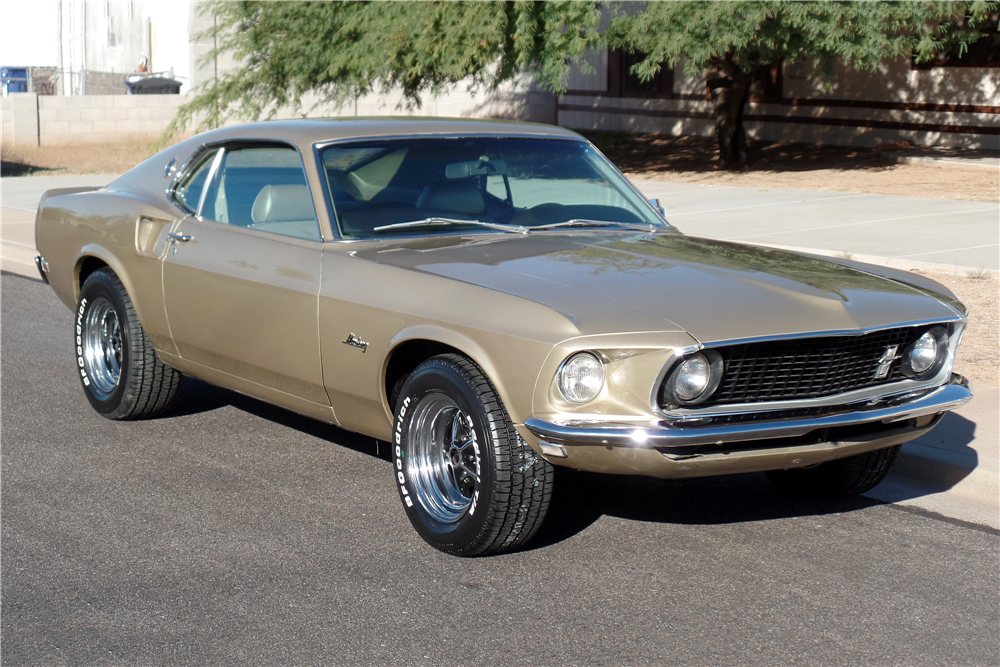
top-left (656, 319), bottom-right (965, 418)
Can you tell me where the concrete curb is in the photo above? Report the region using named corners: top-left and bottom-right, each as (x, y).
top-left (0, 240), bottom-right (40, 279)
top-left (753, 242), bottom-right (999, 278)
top-left (882, 151), bottom-right (1000, 171)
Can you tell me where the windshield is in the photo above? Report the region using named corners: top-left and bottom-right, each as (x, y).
top-left (318, 137), bottom-right (665, 239)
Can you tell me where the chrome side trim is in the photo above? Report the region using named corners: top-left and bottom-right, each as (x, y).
top-left (195, 148), bottom-right (225, 219)
top-left (526, 374), bottom-right (972, 451)
top-left (34, 255), bottom-right (49, 284)
top-left (169, 137), bottom-right (328, 238)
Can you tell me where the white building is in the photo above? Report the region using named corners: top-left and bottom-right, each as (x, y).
top-left (56, 1), bottom-right (191, 94)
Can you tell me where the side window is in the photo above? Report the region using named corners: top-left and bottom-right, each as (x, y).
top-left (173, 148), bottom-right (220, 214)
top-left (486, 174), bottom-right (508, 203)
top-left (202, 145), bottom-right (320, 241)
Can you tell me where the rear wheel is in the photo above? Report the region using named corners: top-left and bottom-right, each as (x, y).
top-left (766, 445), bottom-right (901, 499)
top-left (77, 268), bottom-right (179, 419)
top-left (392, 354), bottom-right (553, 556)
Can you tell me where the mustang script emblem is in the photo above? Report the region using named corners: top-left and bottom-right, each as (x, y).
top-left (343, 332), bottom-right (369, 353)
top-left (873, 344), bottom-right (901, 379)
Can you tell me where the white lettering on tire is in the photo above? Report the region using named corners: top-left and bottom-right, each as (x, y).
top-left (394, 397), bottom-right (413, 507)
top-left (76, 298), bottom-right (91, 387)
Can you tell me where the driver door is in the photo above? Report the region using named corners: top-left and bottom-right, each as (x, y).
top-left (162, 143), bottom-right (329, 408)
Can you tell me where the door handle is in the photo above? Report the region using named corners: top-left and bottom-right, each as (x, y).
top-left (167, 233), bottom-right (193, 243)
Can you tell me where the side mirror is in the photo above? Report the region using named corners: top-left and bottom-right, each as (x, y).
top-left (648, 197), bottom-right (667, 219)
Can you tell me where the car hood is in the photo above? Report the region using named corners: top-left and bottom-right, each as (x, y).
top-left (357, 232), bottom-right (961, 343)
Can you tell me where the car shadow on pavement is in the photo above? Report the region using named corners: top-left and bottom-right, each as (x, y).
top-left (164, 377), bottom-right (981, 551)
top-left (164, 376), bottom-right (391, 462)
top-left (526, 468), bottom-right (885, 551)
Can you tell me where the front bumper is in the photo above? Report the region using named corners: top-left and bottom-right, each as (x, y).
top-left (522, 374), bottom-right (972, 478)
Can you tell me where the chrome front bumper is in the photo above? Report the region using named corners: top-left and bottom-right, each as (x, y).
top-left (525, 374), bottom-right (972, 456)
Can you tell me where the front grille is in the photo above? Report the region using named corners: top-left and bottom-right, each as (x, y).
top-left (664, 326), bottom-right (927, 408)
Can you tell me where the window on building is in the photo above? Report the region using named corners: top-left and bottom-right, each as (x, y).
top-left (607, 49), bottom-right (674, 98)
top-left (108, 17), bottom-right (119, 47)
top-left (912, 17), bottom-right (1000, 68)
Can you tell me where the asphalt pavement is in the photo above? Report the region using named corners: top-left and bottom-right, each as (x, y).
top-left (2, 273), bottom-right (998, 666)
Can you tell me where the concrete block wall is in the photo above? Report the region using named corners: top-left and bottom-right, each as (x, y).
top-left (558, 95), bottom-right (999, 150)
top-left (36, 94), bottom-right (188, 145)
top-left (1, 94), bottom-right (41, 147)
top-left (2, 94), bottom-right (187, 147)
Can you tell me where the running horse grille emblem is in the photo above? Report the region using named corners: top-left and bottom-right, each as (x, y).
top-left (874, 345), bottom-right (901, 379)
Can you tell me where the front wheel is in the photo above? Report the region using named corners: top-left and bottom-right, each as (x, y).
top-left (766, 445), bottom-right (901, 499)
top-left (76, 268), bottom-right (179, 419)
top-left (392, 354), bottom-right (553, 556)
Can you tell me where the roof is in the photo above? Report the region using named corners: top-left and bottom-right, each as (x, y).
top-left (195, 117), bottom-right (585, 146)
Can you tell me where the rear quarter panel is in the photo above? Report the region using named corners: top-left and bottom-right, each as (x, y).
top-left (35, 189), bottom-right (179, 355)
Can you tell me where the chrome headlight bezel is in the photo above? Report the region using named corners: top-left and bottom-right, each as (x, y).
top-left (901, 326), bottom-right (950, 379)
top-left (556, 352), bottom-right (606, 405)
top-left (661, 350), bottom-right (724, 409)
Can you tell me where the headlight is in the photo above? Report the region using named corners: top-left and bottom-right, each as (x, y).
top-left (661, 350), bottom-right (724, 408)
top-left (557, 352), bottom-right (605, 404)
top-left (909, 332), bottom-right (938, 374)
top-left (675, 354), bottom-right (711, 400)
top-left (902, 326), bottom-right (949, 378)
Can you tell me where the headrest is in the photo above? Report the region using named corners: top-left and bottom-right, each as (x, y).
top-left (416, 181), bottom-right (485, 216)
top-left (251, 184), bottom-right (314, 223)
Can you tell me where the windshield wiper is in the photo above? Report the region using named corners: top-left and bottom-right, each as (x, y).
top-left (373, 217), bottom-right (528, 234)
top-left (530, 219), bottom-right (658, 233)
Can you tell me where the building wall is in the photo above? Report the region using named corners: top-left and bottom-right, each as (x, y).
top-left (559, 51), bottom-right (1000, 150)
top-left (56, 1), bottom-right (191, 95)
top-left (1, 93), bottom-right (186, 147)
top-left (784, 58), bottom-right (998, 107)
top-left (1, 93), bottom-right (40, 147)
top-left (186, 2), bottom-right (557, 125)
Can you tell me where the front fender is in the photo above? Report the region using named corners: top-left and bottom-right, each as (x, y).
top-left (385, 323), bottom-right (541, 424)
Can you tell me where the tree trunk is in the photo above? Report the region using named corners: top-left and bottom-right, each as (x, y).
top-left (707, 70), bottom-right (754, 171)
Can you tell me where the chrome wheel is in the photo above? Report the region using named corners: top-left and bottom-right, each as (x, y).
top-left (393, 354), bottom-right (554, 556)
top-left (406, 393), bottom-right (481, 524)
top-left (81, 296), bottom-right (123, 399)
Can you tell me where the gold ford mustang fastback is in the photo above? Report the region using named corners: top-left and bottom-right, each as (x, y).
top-left (35, 118), bottom-right (972, 556)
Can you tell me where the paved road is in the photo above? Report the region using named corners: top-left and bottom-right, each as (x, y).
top-left (635, 181), bottom-right (999, 272)
top-left (3, 273), bottom-right (997, 666)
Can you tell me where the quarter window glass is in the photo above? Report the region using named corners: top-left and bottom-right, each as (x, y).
top-left (201, 146), bottom-right (320, 241)
top-left (173, 149), bottom-right (219, 214)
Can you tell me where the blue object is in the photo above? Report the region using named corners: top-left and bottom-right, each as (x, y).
top-left (1, 66), bottom-right (29, 95)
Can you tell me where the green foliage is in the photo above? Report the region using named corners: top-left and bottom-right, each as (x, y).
top-left (607, 1), bottom-right (997, 85)
top-left (160, 1), bottom-right (600, 144)
top-left (159, 0), bottom-right (997, 150)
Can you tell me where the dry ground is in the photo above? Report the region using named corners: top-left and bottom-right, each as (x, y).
top-left (923, 271), bottom-right (999, 387)
top-left (2, 137), bottom-right (996, 385)
top-left (1, 143), bottom-right (152, 177)
top-left (587, 133), bottom-right (999, 204)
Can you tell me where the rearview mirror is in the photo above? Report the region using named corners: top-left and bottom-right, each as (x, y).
top-left (446, 158), bottom-right (507, 179)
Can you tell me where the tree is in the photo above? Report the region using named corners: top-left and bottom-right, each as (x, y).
top-left (160, 1), bottom-right (601, 144)
top-left (607, 1), bottom-right (998, 170)
top-left (163, 1), bottom-right (997, 169)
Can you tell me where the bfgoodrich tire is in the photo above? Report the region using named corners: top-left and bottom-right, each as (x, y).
top-left (76, 268), bottom-right (179, 419)
top-left (392, 354), bottom-right (553, 556)
top-left (766, 445), bottom-right (901, 499)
